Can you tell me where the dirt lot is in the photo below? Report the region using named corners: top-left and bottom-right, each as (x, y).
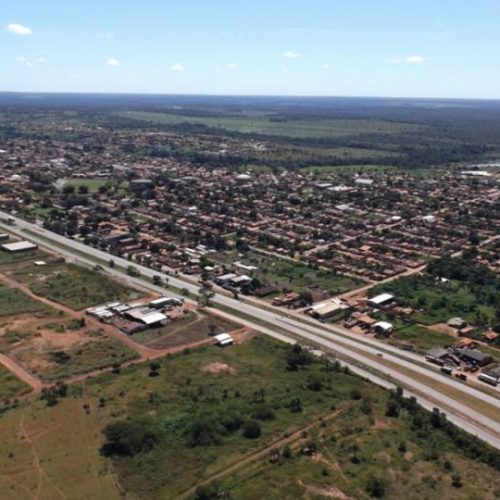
top-left (0, 312), bottom-right (137, 381)
top-left (136, 311), bottom-right (241, 350)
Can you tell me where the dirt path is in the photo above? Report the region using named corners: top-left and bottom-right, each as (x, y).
top-left (0, 272), bottom-right (160, 359)
top-left (0, 352), bottom-right (45, 394)
top-left (181, 409), bottom-right (342, 499)
top-left (19, 414), bottom-right (67, 500)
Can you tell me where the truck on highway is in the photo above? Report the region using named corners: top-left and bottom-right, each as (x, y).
top-left (478, 373), bottom-right (498, 387)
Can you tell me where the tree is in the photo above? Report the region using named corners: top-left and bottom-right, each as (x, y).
top-left (385, 400), bottom-right (400, 418)
top-left (152, 275), bottom-right (163, 286)
top-left (149, 361), bottom-right (161, 377)
top-left (451, 474), bottom-right (463, 488)
top-left (242, 420), bottom-right (261, 439)
top-left (366, 477), bottom-right (386, 498)
top-left (126, 265), bottom-right (140, 277)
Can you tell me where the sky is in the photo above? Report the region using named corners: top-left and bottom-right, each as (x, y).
top-left (1, 0), bottom-right (500, 98)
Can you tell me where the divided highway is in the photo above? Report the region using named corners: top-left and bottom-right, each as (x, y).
top-left (0, 211), bottom-right (499, 448)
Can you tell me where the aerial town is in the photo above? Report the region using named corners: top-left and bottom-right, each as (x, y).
top-left (0, 94), bottom-right (499, 498)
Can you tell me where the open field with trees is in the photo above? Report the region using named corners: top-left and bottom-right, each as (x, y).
top-left (372, 257), bottom-right (499, 330)
top-left (210, 250), bottom-right (364, 299)
top-left (0, 336), bottom-right (499, 498)
top-left (12, 261), bottom-right (141, 310)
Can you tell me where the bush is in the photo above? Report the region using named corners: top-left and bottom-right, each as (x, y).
top-left (366, 477), bottom-right (386, 498)
top-left (101, 418), bottom-right (164, 457)
top-left (242, 420), bottom-right (261, 439)
top-left (252, 405), bottom-right (275, 421)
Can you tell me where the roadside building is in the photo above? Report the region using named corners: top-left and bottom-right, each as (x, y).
top-left (374, 321), bottom-right (394, 336)
top-left (1, 240), bottom-right (38, 253)
top-left (458, 348), bottom-right (493, 367)
top-left (368, 293), bottom-right (395, 308)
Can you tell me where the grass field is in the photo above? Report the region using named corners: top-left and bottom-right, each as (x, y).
top-left (35, 336), bottom-right (139, 381)
top-left (392, 324), bottom-right (457, 353)
top-left (14, 262), bottom-right (141, 310)
top-left (0, 365), bottom-right (30, 401)
top-left (0, 286), bottom-right (49, 316)
top-left (64, 178), bottom-right (109, 192)
top-left (0, 336), bottom-right (498, 498)
top-left (0, 398), bottom-right (120, 499)
top-left (117, 111), bottom-right (421, 139)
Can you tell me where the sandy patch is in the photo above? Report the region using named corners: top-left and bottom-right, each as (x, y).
top-left (201, 362), bottom-right (236, 375)
top-left (299, 480), bottom-right (351, 499)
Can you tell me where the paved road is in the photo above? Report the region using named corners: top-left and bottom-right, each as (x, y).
top-left (1, 212), bottom-right (499, 447)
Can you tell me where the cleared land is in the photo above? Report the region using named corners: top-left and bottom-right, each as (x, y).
top-left (132, 310), bottom-right (240, 349)
top-left (118, 111), bottom-right (421, 138)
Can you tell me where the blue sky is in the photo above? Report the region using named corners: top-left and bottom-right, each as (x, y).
top-left (1, 0), bottom-right (500, 98)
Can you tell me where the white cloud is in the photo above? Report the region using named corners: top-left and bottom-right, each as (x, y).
top-left (106, 58), bottom-right (120, 67)
top-left (282, 50), bottom-right (301, 59)
top-left (388, 58), bottom-right (402, 65)
top-left (36, 57), bottom-right (47, 63)
top-left (6, 23), bottom-right (32, 35)
top-left (319, 63), bottom-right (331, 69)
top-left (406, 55), bottom-right (425, 64)
top-left (100, 31), bottom-right (115, 39)
top-left (226, 62), bottom-right (238, 69)
top-left (169, 63), bottom-right (185, 71)
top-left (14, 56), bottom-right (26, 63)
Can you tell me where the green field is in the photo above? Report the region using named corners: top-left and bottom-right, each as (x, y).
top-left (14, 262), bottom-right (141, 310)
top-left (33, 336), bottom-right (139, 381)
top-left (391, 324), bottom-right (457, 353)
top-left (64, 178), bottom-right (109, 191)
top-left (0, 365), bottom-right (30, 401)
top-left (0, 336), bottom-right (498, 498)
top-left (117, 111), bottom-right (421, 139)
top-left (0, 286), bottom-right (49, 316)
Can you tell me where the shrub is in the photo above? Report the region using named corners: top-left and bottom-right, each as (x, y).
top-left (242, 420), bottom-right (261, 439)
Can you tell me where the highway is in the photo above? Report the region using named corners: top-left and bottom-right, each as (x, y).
top-left (0, 210), bottom-right (499, 448)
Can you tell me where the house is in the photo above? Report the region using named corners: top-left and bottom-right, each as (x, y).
top-left (448, 317), bottom-right (467, 329)
top-left (272, 292), bottom-right (301, 307)
top-left (149, 296), bottom-right (183, 309)
top-left (1, 240), bottom-right (38, 253)
top-left (214, 273), bottom-right (238, 286)
top-left (368, 293), bottom-right (395, 308)
top-left (213, 333), bottom-right (234, 347)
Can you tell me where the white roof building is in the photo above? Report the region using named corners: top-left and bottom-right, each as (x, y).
top-left (1, 241), bottom-right (38, 252)
top-left (368, 293), bottom-right (394, 306)
top-left (213, 333), bottom-right (234, 346)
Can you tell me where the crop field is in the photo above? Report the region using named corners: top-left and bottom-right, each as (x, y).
top-left (210, 250), bottom-right (365, 298)
top-left (0, 365), bottom-right (30, 401)
top-left (117, 111), bottom-right (422, 139)
top-left (12, 261), bottom-right (141, 310)
top-left (0, 336), bottom-right (498, 498)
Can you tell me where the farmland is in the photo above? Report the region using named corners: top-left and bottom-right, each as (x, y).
top-left (117, 111), bottom-right (422, 139)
